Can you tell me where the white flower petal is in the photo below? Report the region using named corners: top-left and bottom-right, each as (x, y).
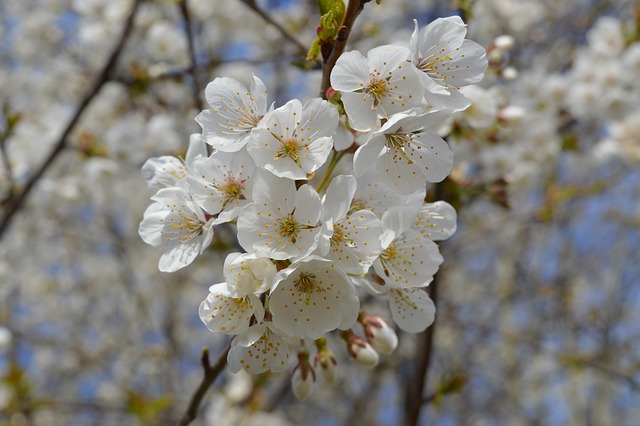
top-left (412, 201), bottom-right (457, 241)
top-left (158, 241), bottom-right (201, 272)
top-left (341, 91), bottom-right (377, 131)
top-left (389, 288), bottom-right (436, 333)
top-left (366, 45), bottom-right (411, 75)
top-left (199, 284), bottom-right (262, 335)
top-left (269, 258), bottom-right (359, 339)
top-left (326, 210), bottom-right (383, 275)
top-left (374, 229), bottom-right (443, 288)
top-left (353, 134), bottom-right (385, 177)
top-left (322, 175), bottom-right (357, 222)
top-left (331, 50), bottom-right (370, 91)
top-left (227, 324), bottom-right (291, 374)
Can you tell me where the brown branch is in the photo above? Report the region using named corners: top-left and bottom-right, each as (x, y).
top-left (320, 0), bottom-right (372, 98)
top-left (177, 0), bottom-right (203, 111)
top-left (0, 0), bottom-right (144, 241)
top-left (404, 276), bottom-right (439, 426)
top-left (177, 343), bottom-right (232, 426)
top-left (239, 0), bottom-right (307, 56)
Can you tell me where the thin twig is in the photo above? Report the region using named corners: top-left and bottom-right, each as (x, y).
top-left (0, 0), bottom-right (144, 241)
top-left (177, 343), bottom-right (232, 426)
top-left (320, 0), bottom-right (372, 98)
top-left (239, 0), bottom-right (307, 56)
top-left (177, 0), bottom-right (203, 111)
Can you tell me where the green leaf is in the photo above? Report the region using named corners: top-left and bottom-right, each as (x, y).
top-left (317, 0), bottom-right (345, 22)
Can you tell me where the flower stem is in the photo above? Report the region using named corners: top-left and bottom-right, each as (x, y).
top-left (316, 151), bottom-right (345, 193)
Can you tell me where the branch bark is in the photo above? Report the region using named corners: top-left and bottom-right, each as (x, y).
top-left (320, 0), bottom-right (372, 98)
top-left (177, 343), bottom-right (232, 426)
top-left (0, 0), bottom-right (144, 241)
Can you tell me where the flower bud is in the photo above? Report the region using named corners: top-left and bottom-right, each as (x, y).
top-left (291, 350), bottom-right (316, 401)
top-left (363, 316), bottom-right (398, 355)
top-left (249, 257), bottom-right (276, 282)
top-left (343, 330), bottom-right (379, 369)
top-left (291, 366), bottom-right (315, 401)
top-left (352, 341), bottom-right (379, 369)
top-left (314, 338), bottom-right (337, 383)
top-left (494, 35), bottom-right (515, 51)
top-left (497, 105), bottom-right (526, 124)
top-left (501, 66), bottom-right (518, 80)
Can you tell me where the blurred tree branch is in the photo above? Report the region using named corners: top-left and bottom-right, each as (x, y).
top-left (177, 343), bottom-right (232, 426)
top-left (404, 279), bottom-right (439, 426)
top-left (0, 0), bottom-right (144, 241)
top-left (239, 0), bottom-right (308, 56)
top-left (177, 0), bottom-right (204, 111)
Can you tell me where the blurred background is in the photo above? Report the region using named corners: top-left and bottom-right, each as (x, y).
top-left (1, 0), bottom-right (639, 424)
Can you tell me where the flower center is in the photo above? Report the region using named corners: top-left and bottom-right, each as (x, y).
top-left (348, 196), bottom-right (369, 216)
top-left (294, 272), bottom-right (317, 293)
top-left (166, 214), bottom-right (203, 243)
top-left (277, 213), bottom-right (301, 243)
top-left (381, 243), bottom-right (398, 261)
top-left (416, 53), bottom-right (453, 86)
top-left (385, 130), bottom-right (417, 165)
top-left (365, 77), bottom-right (390, 106)
top-left (275, 138), bottom-right (301, 163)
top-left (330, 224), bottom-right (355, 248)
top-left (220, 178), bottom-right (246, 208)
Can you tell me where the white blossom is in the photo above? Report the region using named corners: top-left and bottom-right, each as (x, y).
top-left (138, 184), bottom-right (215, 272)
top-left (187, 148), bottom-right (256, 223)
top-left (248, 98), bottom-right (338, 180)
top-left (331, 45), bottom-right (424, 131)
top-left (409, 16), bottom-right (488, 111)
top-left (269, 257), bottom-right (359, 339)
top-left (196, 75), bottom-right (268, 152)
top-left (237, 172), bottom-right (322, 260)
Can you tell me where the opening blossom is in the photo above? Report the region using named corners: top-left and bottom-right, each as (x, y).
top-left (137, 12), bottom-right (488, 392)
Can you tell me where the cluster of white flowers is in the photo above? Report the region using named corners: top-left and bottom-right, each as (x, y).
top-left (138, 15), bottom-right (486, 397)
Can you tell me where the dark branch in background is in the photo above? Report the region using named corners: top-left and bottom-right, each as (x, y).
top-left (404, 278), bottom-right (439, 426)
top-left (404, 181), bottom-right (448, 426)
top-left (0, 0), bottom-right (144, 241)
top-left (320, 0), bottom-right (372, 98)
top-left (239, 0), bottom-right (308, 56)
top-left (177, 343), bottom-right (232, 426)
top-left (177, 0), bottom-right (203, 111)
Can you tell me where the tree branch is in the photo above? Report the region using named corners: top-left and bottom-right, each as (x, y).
top-left (0, 0), bottom-right (144, 241)
top-left (177, 343), bottom-right (231, 426)
top-left (177, 0), bottom-right (203, 111)
top-left (320, 0), bottom-right (372, 98)
top-left (404, 275), bottom-right (439, 426)
top-left (239, 0), bottom-right (307, 56)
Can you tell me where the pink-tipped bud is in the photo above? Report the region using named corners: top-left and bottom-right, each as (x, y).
top-left (363, 316), bottom-right (398, 355)
top-left (314, 339), bottom-right (338, 383)
top-left (292, 365), bottom-right (315, 400)
top-left (291, 351), bottom-right (316, 401)
top-left (326, 86), bottom-right (336, 100)
top-left (352, 341), bottom-right (379, 369)
top-left (343, 330), bottom-right (379, 369)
